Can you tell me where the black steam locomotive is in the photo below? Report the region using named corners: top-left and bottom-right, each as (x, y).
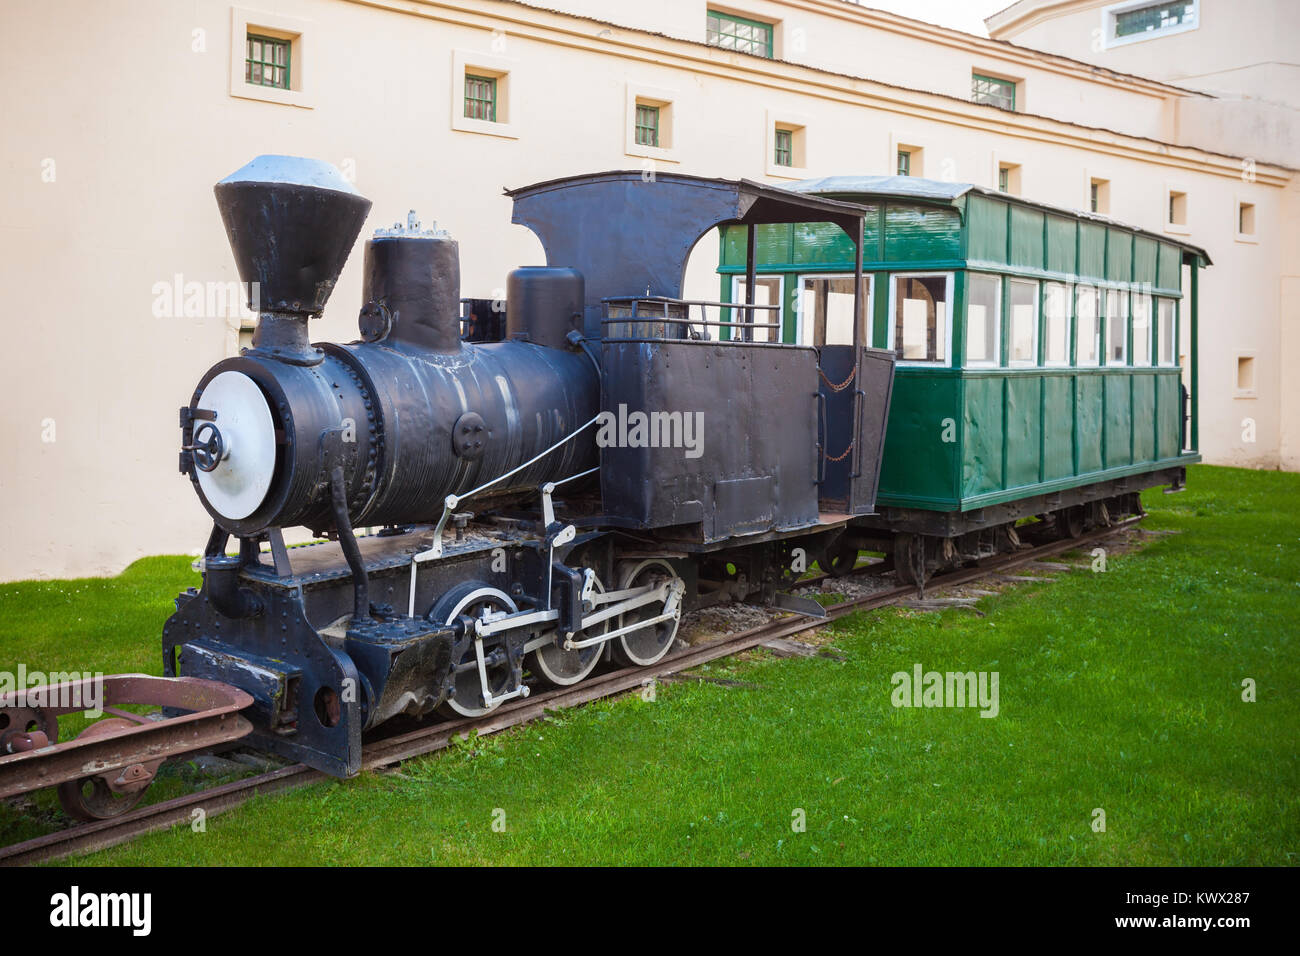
top-left (165, 156), bottom-right (896, 778)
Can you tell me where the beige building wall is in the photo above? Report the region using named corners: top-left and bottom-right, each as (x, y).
top-left (987, 0), bottom-right (1300, 106)
top-left (0, 0), bottom-right (1293, 581)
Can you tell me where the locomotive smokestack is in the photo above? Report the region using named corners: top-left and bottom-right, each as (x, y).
top-left (214, 155), bottom-right (372, 365)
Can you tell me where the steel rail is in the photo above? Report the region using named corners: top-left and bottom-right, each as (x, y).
top-left (0, 517), bottom-right (1140, 866)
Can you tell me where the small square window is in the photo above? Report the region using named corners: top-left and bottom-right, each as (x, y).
top-left (1168, 190), bottom-right (1188, 227)
top-left (972, 73), bottom-right (1016, 111)
top-left (1237, 355), bottom-right (1255, 392)
top-left (246, 33), bottom-right (291, 89)
top-left (1238, 201), bottom-right (1256, 236)
top-left (998, 163), bottom-right (1021, 195)
top-left (774, 128), bottom-right (793, 167)
top-left (635, 104), bottom-right (660, 148)
top-left (1090, 178), bottom-right (1110, 214)
top-left (897, 149), bottom-right (911, 177)
top-left (464, 74), bottom-right (497, 122)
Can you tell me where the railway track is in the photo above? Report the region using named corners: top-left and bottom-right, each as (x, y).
top-left (0, 517), bottom-right (1141, 866)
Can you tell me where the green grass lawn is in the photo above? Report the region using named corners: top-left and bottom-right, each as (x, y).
top-left (1, 464), bottom-right (1296, 865)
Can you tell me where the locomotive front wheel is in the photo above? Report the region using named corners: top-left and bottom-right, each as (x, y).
top-left (55, 718), bottom-right (158, 821)
top-left (432, 585), bottom-right (519, 719)
top-left (610, 559), bottom-right (682, 668)
top-left (528, 572), bottom-right (609, 687)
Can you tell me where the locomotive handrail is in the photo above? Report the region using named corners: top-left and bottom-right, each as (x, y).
top-left (407, 414), bottom-right (604, 616)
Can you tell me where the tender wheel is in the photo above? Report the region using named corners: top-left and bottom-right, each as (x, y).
top-left (819, 538), bottom-right (860, 578)
top-left (55, 718), bottom-right (156, 821)
top-left (528, 571), bottom-right (609, 687)
top-left (610, 559), bottom-right (682, 668)
top-left (431, 584), bottom-right (518, 718)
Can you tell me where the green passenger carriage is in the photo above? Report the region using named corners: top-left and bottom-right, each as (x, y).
top-left (719, 176), bottom-right (1208, 584)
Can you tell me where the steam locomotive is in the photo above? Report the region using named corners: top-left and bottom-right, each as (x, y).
top-left (166, 156), bottom-right (898, 779)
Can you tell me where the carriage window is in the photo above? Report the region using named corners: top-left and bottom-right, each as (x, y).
top-left (1043, 282), bottom-right (1071, 367)
top-left (731, 275), bottom-right (783, 343)
top-left (1076, 286), bottom-right (1100, 366)
top-left (798, 275), bottom-right (871, 347)
top-left (1106, 288), bottom-right (1128, 365)
top-left (1132, 292), bottom-right (1152, 366)
top-left (1008, 279), bottom-right (1038, 366)
top-left (965, 273), bottom-right (1000, 366)
top-left (1157, 298), bottom-right (1176, 366)
top-left (891, 274), bottom-right (950, 364)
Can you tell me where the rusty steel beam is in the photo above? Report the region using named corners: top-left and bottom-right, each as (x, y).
top-left (0, 676), bottom-right (253, 799)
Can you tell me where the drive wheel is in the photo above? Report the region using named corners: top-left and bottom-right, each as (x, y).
top-left (528, 571), bottom-right (609, 687)
top-left (431, 584), bottom-right (518, 718)
top-left (610, 559), bottom-right (681, 667)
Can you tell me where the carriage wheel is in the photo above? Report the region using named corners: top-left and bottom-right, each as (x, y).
top-left (893, 533), bottom-right (930, 588)
top-left (1056, 506), bottom-right (1085, 540)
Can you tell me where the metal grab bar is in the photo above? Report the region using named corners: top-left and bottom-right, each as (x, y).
top-left (406, 415), bottom-right (603, 617)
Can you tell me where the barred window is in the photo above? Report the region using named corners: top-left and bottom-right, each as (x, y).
top-left (774, 128), bottom-right (793, 167)
top-left (464, 74), bottom-right (497, 122)
top-left (971, 73), bottom-right (1015, 111)
top-left (246, 34), bottom-right (290, 89)
top-left (1115, 2), bottom-right (1196, 39)
top-left (706, 11), bottom-right (774, 57)
top-left (635, 104), bottom-right (660, 147)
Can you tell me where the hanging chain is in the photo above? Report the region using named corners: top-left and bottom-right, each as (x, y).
top-left (818, 363), bottom-right (858, 392)
top-left (825, 439), bottom-right (855, 463)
